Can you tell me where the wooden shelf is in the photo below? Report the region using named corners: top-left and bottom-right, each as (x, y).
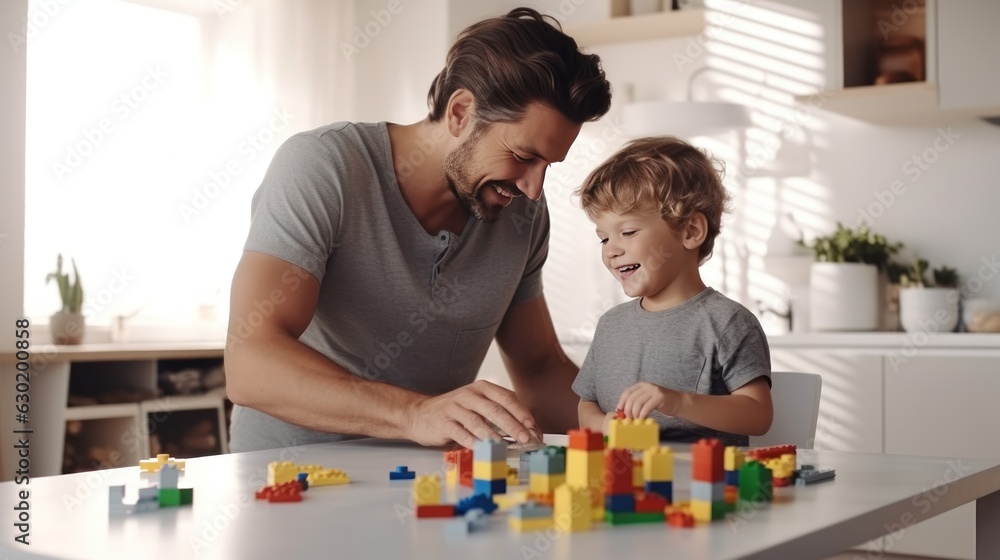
top-left (563, 9), bottom-right (705, 47)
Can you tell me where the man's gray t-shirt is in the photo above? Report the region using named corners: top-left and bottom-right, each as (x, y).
top-left (229, 121), bottom-right (549, 452)
top-left (571, 288), bottom-right (771, 447)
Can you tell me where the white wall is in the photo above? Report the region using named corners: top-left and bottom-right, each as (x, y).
top-left (350, 0), bottom-right (450, 123)
top-left (0, 0), bottom-right (27, 348)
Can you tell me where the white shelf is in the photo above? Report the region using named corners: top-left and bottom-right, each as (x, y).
top-left (768, 331), bottom-right (1000, 351)
top-left (794, 82), bottom-right (940, 126)
top-left (563, 9), bottom-right (705, 47)
top-left (64, 403), bottom-right (141, 422)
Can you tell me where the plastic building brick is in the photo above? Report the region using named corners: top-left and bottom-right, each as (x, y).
top-left (724, 485), bottom-right (738, 506)
top-left (645, 481), bottom-right (673, 502)
top-left (518, 453), bottom-right (531, 484)
top-left (492, 491), bottom-right (528, 512)
top-left (554, 485), bottom-right (591, 532)
top-left (667, 510), bottom-right (695, 528)
top-left (472, 438), bottom-right (506, 464)
top-left (568, 428), bottom-right (604, 451)
top-left (415, 504), bottom-right (456, 518)
top-left (158, 488), bottom-right (193, 507)
top-left (566, 448), bottom-right (604, 492)
top-left (443, 448), bottom-right (473, 488)
top-left (445, 464), bottom-right (458, 487)
top-left (509, 517), bottom-right (554, 532)
top-left (634, 492), bottom-right (669, 513)
top-left (603, 449), bottom-right (634, 495)
top-left (607, 419), bottom-right (658, 450)
top-left (139, 454), bottom-right (185, 473)
top-left (305, 468), bottom-right (350, 487)
top-left (642, 447), bottom-right (674, 482)
top-left (795, 467), bottom-right (836, 486)
top-left (529, 447), bottom-right (566, 475)
top-left (509, 501), bottom-right (553, 519)
top-left (525, 492), bottom-right (555, 507)
top-left (255, 481), bottom-right (303, 503)
top-left (747, 444), bottom-right (797, 462)
top-left (615, 408), bottom-right (626, 420)
top-left (507, 467), bottom-right (519, 487)
top-left (445, 508), bottom-right (489, 536)
top-left (473, 478), bottom-right (506, 497)
top-left (604, 493), bottom-right (635, 513)
top-left (413, 475), bottom-right (441, 506)
top-left (389, 466), bottom-right (416, 480)
top-left (692, 438), bottom-right (725, 482)
top-left (690, 481), bottom-right (725, 502)
top-left (269, 461), bottom-right (345, 486)
top-left (297, 473), bottom-right (309, 491)
top-left (455, 493), bottom-right (498, 515)
top-left (725, 446), bottom-right (745, 471)
top-left (724, 470), bottom-right (741, 486)
top-left (108, 485), bottom-right (133, 516)
top-left (158, 464), bottom-right (179, 489)
top-left (472, 460), bottom-right (508, 480)
top-left (738, 461), bottom-right (773, 503)
top-left (529, 472), bottom-right (565, 495)
top-left (632, 460), bottom-right (644, 490)
top-left (606, 511), bottom-right (664, 525)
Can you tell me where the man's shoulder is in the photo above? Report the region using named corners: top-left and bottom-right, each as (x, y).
top-left (286, 121), bottom-right (380, 150)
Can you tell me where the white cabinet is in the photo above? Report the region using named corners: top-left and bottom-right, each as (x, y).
top-left (771, 349), bottom-right (884, 453)
top-left (769, 334), bottom-right (1000, 560)
top-left (883, 354), bottom-right (1000, 560)
top-left (936, 1), bottom-right (1000, 111)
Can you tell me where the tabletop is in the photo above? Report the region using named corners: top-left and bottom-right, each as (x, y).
top-left (2, 437), bottom-right (999, 560)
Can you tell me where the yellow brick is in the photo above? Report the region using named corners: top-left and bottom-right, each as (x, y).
top-left (473, 460), bottom-right (507, 480)
top-left (309, 469), bottom-right (350, 486)
top-left (507, 467), bottom-right (519, 487)
top-left (413, 475), bottom-right (441, 505)
top-left (643, 447), bottom-right (674, 481)
top-left (267, 461), bottom-right (302, 485)
top-left (445, 464), bottom-right (458, 487)
top-left (554, 484), bottom-right (591, 532)
top-left (608, 419), bottom-right (658, 450)
top-left (724, 447), bottom-right (745, 472)
top-left (509, 517), bottom-right (554, 532)
top-left (530, 473), bottom-right (566, 495)
top-left (140, 454), bottom-right (185, 473)
top-left (632, 461), bottom-right (643, 488)
top-left (493, 491), bottom-right (529, 512)
top-left (566, 449), bottom-right (603, 489)
top-left (690, 500), bottom-right (713, 523)
top-left (591, 505), bottom-right (606, 522)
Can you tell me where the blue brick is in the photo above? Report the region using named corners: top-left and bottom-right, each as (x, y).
top-left (473, 478), bottom-right (506, 497)
top-left (389, 466), bottom-right (416, 480)
top-left (725, 470), bottom-right (741, 486)
top-left (510, 501), bottom-right (553, 519)
top-left (297, 472), bottom-right (309, 491)
top-left (455, 494), bottom-right (497, 515)
top-left (604, 493), bottom-right (635, 513)
top-left (645, 481), bottom-right (673, 501)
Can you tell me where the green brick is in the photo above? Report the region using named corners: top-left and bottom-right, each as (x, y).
top-left (605, 511), bottom-right (665, 525)
top-left (158, 488), bottom-right (181, 507)
top-left (178, 488), bottom-right (193, 505)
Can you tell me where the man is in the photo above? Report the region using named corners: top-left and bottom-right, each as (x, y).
top-left (226, 8), bottom-right (612, 452)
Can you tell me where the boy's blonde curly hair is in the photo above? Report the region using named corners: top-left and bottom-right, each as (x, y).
top-left (576, 136), bottom-right (732, 262)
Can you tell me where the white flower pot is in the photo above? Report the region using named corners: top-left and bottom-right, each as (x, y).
top-left (50, 311), bottom-right (86, 345)
top-left (809, 262), bottom-right (878, 331)
top-left (899, 288), bottom-right (960, 334)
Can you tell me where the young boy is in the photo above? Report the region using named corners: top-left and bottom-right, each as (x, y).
top-left (571, 136), bottom-right (773, 446)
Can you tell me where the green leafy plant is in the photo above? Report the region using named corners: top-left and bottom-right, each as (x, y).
top-left (899, 258), bottom-right (959, 288)
top-left (885, 260), bottom-right (909, 284)
top-left (799, 223), bottom-right (902, 271)
top-left (45, 254), bottom-right (84, 314)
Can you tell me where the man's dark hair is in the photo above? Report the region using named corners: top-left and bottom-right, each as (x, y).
top-left (427, 7), bottom-right (612, 125)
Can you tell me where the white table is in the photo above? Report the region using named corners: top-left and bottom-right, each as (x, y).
top-left (2, 437), bottom-right (999, 560)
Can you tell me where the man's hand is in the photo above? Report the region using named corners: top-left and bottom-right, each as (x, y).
top-left (617, 382), bottom-right (681, 420)
top-left (406, 380), bottom-right (541, 449)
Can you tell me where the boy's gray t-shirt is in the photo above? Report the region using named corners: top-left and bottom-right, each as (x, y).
top-left (571, 288), bottom-right (771, 447)
top-left (229, 121), bottom-right (549, 452)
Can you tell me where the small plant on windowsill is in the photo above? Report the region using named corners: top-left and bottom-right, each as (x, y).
top-left (899, 258), bottom-right (960, 334)
top-left (46, 254), bottom-right (86, 345)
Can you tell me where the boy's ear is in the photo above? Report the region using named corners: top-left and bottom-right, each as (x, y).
top-left (681, 212), bottom-right (708, 250)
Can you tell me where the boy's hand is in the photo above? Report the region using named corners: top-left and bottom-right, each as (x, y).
top-left (601, 410), bottom-right (618, 434)
top-left (618, 382), bottom-right (681, 420)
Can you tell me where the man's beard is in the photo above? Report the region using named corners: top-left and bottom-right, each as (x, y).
top-left (443, 129), bottom-right (509, 223)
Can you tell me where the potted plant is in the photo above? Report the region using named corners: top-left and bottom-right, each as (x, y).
top-left (801, 223), bottom-right (902, 331)
top-left (898, 259), bottom-right (960, 334)
top-left (46, 254), bottom-right (86, 344)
